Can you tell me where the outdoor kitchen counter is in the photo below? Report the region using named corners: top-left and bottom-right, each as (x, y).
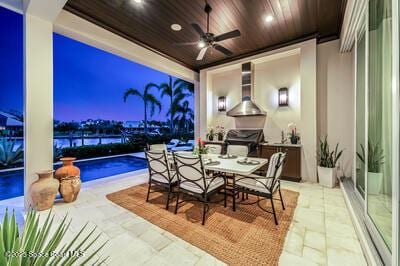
top-left (260, 143), bottom-right (302, 148)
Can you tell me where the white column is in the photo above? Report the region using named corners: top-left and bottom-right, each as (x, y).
top-left (23, 0), bottom-right (67, 209)
top-left (23, 14), bottom-right (54, 208)
top-left (300, 40), bottom-right (317, 182)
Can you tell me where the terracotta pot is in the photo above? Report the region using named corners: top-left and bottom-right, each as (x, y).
top-left (55, 157), bottom-right (80, 181)
top-left (29, 170), bottom-right (59, 211)
top-left (55, 157), bottom-right (81, 202)
top-left (60, 176), bottom-right (81, 203)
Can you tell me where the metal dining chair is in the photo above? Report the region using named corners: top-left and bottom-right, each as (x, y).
top-left (173, 152), bottom-right (227, 225)
top-left (205, 144), bottom-right (222, 155)
top-left (147, 143), bottom-right (167, 152)
top-left (226, 144), bottom-right (249, 157)
top-left (145, 149), bottom-right (177, 210)
top-left (233, 152), bottom-right (286, 225)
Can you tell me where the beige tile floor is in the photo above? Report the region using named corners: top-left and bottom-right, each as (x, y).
top-left (0, 170), bottom-right (367, 265)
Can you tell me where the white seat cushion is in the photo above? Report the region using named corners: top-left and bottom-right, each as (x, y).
top-left (235, 174), bottom-right (276, 194)
top-left (180, 177), bottom-right (224, 194)
top-left (151, 171), bottom-right (177, 184)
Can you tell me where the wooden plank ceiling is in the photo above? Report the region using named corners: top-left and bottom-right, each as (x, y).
top-left (64, 0), bottom-right (346, 71)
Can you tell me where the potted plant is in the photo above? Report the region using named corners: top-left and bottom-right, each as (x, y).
top-left (206, 127), bottom-right (216, 141)
top-left (193, 137), bottom-right (209, 155)
top-left (287, 123), bottom-right (300, 144)
top-left (356, 139), bottom-right (385, 195)
top-left (317, 136), bottom-right (344, 188)
top-left (216, 125), bottom-right (226, 141)
top-left (0, 209), bottom-right (107, 265)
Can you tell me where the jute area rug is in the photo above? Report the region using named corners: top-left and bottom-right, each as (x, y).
top-left (106, 184), bottom-right (299, 265)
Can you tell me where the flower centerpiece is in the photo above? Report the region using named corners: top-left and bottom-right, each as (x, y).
top-left (216, 125), bottom-right (226, 141)
top-left (206, 127), bottom-right (216, 141)
top-left (287, 122), bottom-right (300, 144)
top-left (193, 137), bottom-right (209, 155)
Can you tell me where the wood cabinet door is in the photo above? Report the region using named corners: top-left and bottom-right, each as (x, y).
top-left (259, 146), bottom-right (277, 171)
top-left (280, 147), bottom-right (301, 179)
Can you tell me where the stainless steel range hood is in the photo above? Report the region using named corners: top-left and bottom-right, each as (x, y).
top-left (226, 62), bottom-right (266, 117)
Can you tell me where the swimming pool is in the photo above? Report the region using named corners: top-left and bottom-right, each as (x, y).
top-left (0, 155), bottom-right (147, 200)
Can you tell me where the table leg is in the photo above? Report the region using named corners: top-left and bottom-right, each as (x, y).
top-left (232, 174), bottom-right (236, 212)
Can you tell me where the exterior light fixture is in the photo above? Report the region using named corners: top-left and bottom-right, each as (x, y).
top-left (218, 96), bottom-right (226, 112)
top-left (278, 87), bottom-right (288, 107)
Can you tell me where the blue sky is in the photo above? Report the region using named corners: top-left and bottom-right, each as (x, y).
top-left (0, 6), bottom-right (193, 122)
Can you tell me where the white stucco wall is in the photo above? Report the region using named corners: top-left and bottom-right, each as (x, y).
top-left (200, 39), bottom-right (317, 182)
top-left (317, 40), bottom-right (354, 178)
top-left (210, 54), bottom-right (301, 142)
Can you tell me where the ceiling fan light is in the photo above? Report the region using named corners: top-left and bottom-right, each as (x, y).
top-left (265, 15), bottom-right (274, 23)
top-left (198, 40), bottom-right (206, 48)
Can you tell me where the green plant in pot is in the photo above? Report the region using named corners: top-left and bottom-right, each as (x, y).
top-left (317, 136), bottom-right (344, 188)
top-left (216, 125), bottom-right (226, 141)
top-left (356, 139), bottom-right (384, 195)
top-left (0, 208), bottom-right (108, 265)
top-left (206, 127), bottom-right (216, 141)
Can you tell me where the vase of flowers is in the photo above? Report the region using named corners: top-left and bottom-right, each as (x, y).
top-left (206, 127), bottom-right (215, 141)
top-left (193, 138), bottom-right (209, 155)
top-left (288, 122), bottom-right (300, 144)
top-left (216, 125), bottom-right (226, 141)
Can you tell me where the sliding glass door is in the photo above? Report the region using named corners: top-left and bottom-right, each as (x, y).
top-left (367, 0), bottom-right (393, 252)
top-left (355, 25), bottom-right (366, 198)
top-left (354, 0), bottom-right (398, 262)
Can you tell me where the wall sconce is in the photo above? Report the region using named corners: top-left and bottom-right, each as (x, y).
top-left (278, 87), bottom-right (289, 107)
top-left (218, 96), bottom-right (226, 111)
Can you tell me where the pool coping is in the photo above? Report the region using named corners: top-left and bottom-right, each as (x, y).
top-left (0, 167), bottom-right (149, 206)
top-left (0, 153), bottom-right (144, 173)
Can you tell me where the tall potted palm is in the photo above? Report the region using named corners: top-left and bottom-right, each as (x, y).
top-left (123, 83), bottom-right (161, 135)
top-left (356, 139), bottom-right (385, 194)
top-left (317, 137), bottom-right (344, 188)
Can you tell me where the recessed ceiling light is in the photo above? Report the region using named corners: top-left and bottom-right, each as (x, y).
top-left (265, 15), bottom-right (274, 23)
top-left (171, 24), bottom-right (182, 31)
top-left (133, 0), bottom-right (142, 3)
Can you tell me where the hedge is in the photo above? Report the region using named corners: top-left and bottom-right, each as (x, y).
top-left (62, 143), bottom-right (141, 159)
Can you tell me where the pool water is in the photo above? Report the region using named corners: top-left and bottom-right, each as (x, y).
top-left (0, 156), bottom-right (147, 201)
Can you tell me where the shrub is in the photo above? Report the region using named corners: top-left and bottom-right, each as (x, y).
top-left (0, 138), bottom-right (23, 168)
top-left (62, 143), bottom-right (140, 160)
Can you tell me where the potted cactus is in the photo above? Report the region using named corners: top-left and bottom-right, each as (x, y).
top-left (317, 137), bottom-right (344, 188)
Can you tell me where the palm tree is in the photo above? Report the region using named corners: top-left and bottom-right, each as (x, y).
top-left (174, 100), bottom-right (194, 134)
top-left (123, 83), bottom-right (161, 134)
top-left (157, 76), bottom-right (193, 134)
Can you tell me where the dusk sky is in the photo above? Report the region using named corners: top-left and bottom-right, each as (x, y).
top-left (0, 6), bottom-right (193, 122)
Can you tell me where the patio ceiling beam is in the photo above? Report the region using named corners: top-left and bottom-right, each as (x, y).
top-left (23, 0), bottom-right (67, 209)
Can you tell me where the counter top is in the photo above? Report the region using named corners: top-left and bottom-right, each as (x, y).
top-left (260, 143), bottom-right (302, 148)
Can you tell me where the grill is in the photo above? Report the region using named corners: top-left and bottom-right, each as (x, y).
top-left (224, 129), bottom-right (264, 157)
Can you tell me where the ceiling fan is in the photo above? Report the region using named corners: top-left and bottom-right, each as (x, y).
top-left (175, 1), bottom-right (241, 61)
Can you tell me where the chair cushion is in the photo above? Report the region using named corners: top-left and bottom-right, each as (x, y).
top-left (180, 176), bottom-right (224, 194)
top-left (235, 174), bottom-right (276, 194)
top-left (151, 171), bottom-right (177, 184)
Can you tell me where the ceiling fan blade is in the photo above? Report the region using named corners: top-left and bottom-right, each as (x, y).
top-left (214, 29), bottom-right (241, 42)
top-left (213, 44), bottom-right (233, 56)
top-left (191, 23), bottom-right (205, 36)
top-left (172, 41), bottom-right (199, 46)
top-left (197, 47), bottom-right (208, 61)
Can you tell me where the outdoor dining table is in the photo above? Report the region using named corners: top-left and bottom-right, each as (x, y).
top-left (169, 152), bottom-right (269, 210)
